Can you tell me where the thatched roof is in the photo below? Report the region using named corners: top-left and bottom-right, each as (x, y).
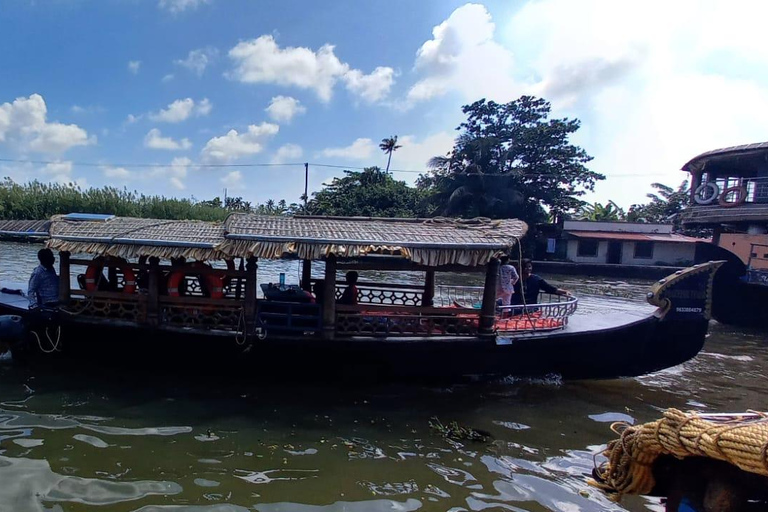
top-left (682, 141), bottom-right (768, 174)
top-left (221, 214), bottom-right (528, 266)
top-left (0, 219), bottom-right (50, 237)
top-left (46, 216), bottom-right (225, 260)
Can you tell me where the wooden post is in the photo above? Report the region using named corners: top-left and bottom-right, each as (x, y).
top-left (479, 258), bottom-right (500, 336)
top-left (301, 259), bottom-right (312, 291)
top-left (422, 270), bottom-right (435, 307)
top-left (322, 255), bottom-right (337, 340)
top-left (245, 257), bottom-right (258, 335)
top-left (58, 251), bottom-right (71, 304)
top-left (146, 257), bottom-right (160, 326)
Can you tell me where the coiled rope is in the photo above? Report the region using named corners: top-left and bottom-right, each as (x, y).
top-left (590, 408), bottom-right (768, 500)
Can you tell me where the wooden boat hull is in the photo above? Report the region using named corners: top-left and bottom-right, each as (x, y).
top-left (0, 261), bottom-right (722, 381)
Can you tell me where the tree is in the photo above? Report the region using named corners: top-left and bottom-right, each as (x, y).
top-left (627, 181), bottom-right (690, 226)
top-left (379, 136), bottom-right (402, 172)
top-left (418, 96), bottom-right (602, 223)
top-left (576, 200), bottom-right (626, 221)
top-left (307, 167), bottom-right (425, 217)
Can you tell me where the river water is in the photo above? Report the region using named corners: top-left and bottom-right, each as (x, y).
top-left (1, 242), bottom-right (766, 512)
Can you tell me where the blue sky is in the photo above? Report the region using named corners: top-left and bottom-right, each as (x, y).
top-left (2, 0), bottom-right (768, 209)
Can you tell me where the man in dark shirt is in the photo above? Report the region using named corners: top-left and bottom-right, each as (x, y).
top-left (513, 259), bottom-right (570, 305)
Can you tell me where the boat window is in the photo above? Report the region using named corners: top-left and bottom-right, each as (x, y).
top-left (577, 240), bottom-right (599, 257)
top-left (634, 241), bottom-right (654, 259)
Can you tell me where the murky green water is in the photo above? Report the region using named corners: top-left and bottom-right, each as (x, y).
top-left (1, 242), bottom-right (766, 511)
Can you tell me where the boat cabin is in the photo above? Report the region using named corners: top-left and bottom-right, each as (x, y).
top-left (43, 213), bottom-right (576, 343)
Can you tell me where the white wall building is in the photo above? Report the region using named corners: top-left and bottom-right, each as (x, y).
top-left (562, 221), bottom-right (703, 266)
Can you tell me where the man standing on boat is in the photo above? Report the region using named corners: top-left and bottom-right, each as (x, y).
top-left (496, 255), bottom-right (519, 306)
top-left (27, 248), bottom-right (59, 308)
top-left (513, 259), bottom-right (570, 305)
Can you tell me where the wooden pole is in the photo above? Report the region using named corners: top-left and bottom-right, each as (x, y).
top-left (322, 255), bottom-right (337, 340)
top-left (422, 270), bottom-right (435, 307)
top-left (58, 251), bottom-right (70, 304)
top-left (146, 257), bottom-right (160, 326)
top-left (479, 258), bottom-right (500, 336)
top-left (245, 257), bottom-right (258, 335)
top-left (301, 259), bottom-right (312, 291)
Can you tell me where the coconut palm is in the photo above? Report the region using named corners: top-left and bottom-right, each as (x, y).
top-left (379, 136), bottom-right (402, 172)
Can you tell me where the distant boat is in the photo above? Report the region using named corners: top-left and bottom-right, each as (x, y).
top-left (680, 141), bottom-right (768, 327)
top-left (0, 213), bottom-right (724, 380)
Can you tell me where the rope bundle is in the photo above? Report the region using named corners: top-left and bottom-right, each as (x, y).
top-left (591, 408), bottom-right (768, 499)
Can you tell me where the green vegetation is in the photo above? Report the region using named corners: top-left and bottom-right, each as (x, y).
top-left (379, 135), bottom-right (402, 173)
top-left (0, 179), bottom-right (299, 221)
top-left (576, 200), bottom-right (626, 221)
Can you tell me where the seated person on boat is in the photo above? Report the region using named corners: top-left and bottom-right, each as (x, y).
top-left (28, 248), bottom-right (59, 308)
top-left (513, 259), bottom-right (570, 305)
top-left (338, 271), bottom-right (359, 305)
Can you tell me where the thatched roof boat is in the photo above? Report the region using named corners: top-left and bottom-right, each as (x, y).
top-left (0, 213), bottom-right (725, 380)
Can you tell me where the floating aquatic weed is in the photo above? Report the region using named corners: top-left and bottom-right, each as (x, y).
top-left (429, 417), bottom-right (491, 443)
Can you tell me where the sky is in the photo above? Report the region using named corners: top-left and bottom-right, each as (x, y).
top-left (2, 0), bottom-right (768, 210)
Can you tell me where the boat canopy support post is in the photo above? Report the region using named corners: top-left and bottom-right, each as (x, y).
top-left (479, 258), bottom-right (499, 336)
top-left (147, 257), bottom-right (160, 326)
top-left (322, 255), bottom-right (337, 340)
top-left (423, 270), bottom-right (435, 307)
top-left (58, 251), bottom-right (71, 304)
top-left (301, 259), bottom-right (312, 292)
top-left (245, 257), bottom-right (258, 335)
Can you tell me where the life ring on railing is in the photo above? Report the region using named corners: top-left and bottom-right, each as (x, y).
top-left (693, 182), bottom-right (720, 205)
top-left (84, 257), bottom-right (136, 293)
top-left (718, 186), bottom-right (747, 208)
top-left (167, 262), bottom-right (225, 299)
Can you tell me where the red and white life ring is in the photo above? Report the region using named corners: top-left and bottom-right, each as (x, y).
top-left (167, 262), bottom-right (225, 299)
top-left (84, 257), bottom-right (136, 294)
top-left (718, 186), bottom-right (747, 208)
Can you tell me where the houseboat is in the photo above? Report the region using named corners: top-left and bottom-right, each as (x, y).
top-left (0, 213), bottom-right (724, 380)
top-left (679, 142), bottom-right (768, 327)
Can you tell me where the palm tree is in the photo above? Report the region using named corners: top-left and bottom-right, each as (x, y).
top-left (576, 201), bottom-right (626, 221)
top-left (379, 136), bottom-right (402, 172)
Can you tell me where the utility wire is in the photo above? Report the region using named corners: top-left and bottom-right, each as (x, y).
top-left (0, 157), bottom-right (671, 178)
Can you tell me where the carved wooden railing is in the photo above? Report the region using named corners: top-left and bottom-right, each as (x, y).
top-left (310, 279), bottom-right (425, 307)
top-left (335, 304), bottom-right (479, 337)
top-left (66, 290), bottom-right (146, 324)
top-left (495, 295), bottom-right (578, 333)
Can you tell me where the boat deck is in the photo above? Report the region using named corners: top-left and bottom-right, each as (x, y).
top-left (0, 282), bottom-right (29, 312)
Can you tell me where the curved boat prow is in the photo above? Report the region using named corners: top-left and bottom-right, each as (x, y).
top-left (646, 260), bottom-right (725, 322)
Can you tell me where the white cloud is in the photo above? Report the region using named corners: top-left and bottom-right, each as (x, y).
top-left (102, 166), bottom-right (132, 180)
top-left (227, 35), bottom-right (395, 102)
top-left (163, 156), bottom-right (192, 190)
top-left (498, 0), bottom-right (768, 207)
top-left (162, 74), bottom-right (175, 83)
top-left (392, 132), bottom-right (455, 174)
top-left (158, 0), bottom-right (210, 13)
top-left (128, 60), bottom-right (141, 75)
top-left (265, 96), bottom-right (306, 123)
top-left (144, 128), bottom-right (192, 150)
top-left (406, 3), bottom-right (516, 104)
top-left (221, 170), bottom-right (243, 190)
top-left (343, 67), bottom-right (396, 103)
top-left (272, 143), bottom-right (303, 164)
top-left (318, 138), bottom-right (376, 160)
top-left (41, 160), bottom-right (73, 184)
top-left (0, 94), bottom-right (94, 153)
top-left (175, 47), bottom-right (218, 76)
top-left (148, 98), bottom-right (212, 123)
top-left (201, 122), bottom-right (279, 163)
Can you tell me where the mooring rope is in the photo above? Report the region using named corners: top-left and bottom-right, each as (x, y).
top-left (590, 408), bottom-right (768, 500)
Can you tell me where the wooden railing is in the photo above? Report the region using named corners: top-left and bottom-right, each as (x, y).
top-left (335, 304), bottom-right (479, 337)
top-left (310, 278), bottom-right (426, 307)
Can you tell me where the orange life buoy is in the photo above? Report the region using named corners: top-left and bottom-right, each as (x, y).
top-left (719, 186), bottom-right (747, 208)
top-left (167, 261), bottom-right (225, 299)
top-left (84, 257), bottom-right (136, 294)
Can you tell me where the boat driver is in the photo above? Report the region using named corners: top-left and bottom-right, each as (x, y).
top-left (28, 248), bottom-right (60, 308)
top-left (513, 258), bottom-right (570, 305)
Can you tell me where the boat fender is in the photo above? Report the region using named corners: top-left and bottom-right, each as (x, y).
top-left (0, 315), bottom-right (26, 341)
top-left (84, 257), bottom-right (137, 293)
top-left (718, 186), bottom-right (747, 208)
top-left (693, 182), bottom-right (719, 205)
